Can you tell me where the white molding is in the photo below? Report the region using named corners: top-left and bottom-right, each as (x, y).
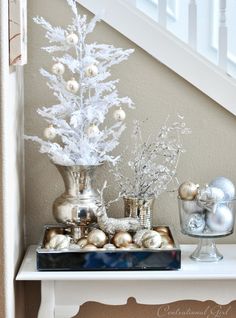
top-left (78, 0), bottom-right (236, 116)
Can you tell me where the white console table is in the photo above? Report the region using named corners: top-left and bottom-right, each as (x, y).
top-left (16, 245), bottom-right (236, 318)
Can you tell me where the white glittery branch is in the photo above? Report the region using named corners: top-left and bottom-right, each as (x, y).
top-left (112, 116), bottom-right (191, 199)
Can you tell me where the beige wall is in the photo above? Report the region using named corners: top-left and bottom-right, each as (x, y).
top-left (24, 0), bottom-right (236, 316)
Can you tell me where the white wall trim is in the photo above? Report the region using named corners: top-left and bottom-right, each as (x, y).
top-left (78, 0), bottom-right (236, 116)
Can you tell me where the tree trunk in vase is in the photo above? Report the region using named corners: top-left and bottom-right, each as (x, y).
top-left (53, 164), bottom-right (101, 227)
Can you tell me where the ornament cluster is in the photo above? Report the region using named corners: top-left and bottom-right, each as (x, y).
top-left (44, 226), bottom-right (174, 251)
top-left (178, 177), bottom-right (235, 235)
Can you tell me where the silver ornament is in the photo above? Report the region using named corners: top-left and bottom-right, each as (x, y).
top-left (133, 229), bottom-right (149, 247)
top-left (76, 238), bottom-right (88, 249)
top-left (85, 64), bottom-right (98, 77)
top-left (209, 177), bottom-right (235, 201)
top-left (196, 186), bottom-right (225, 213)
top-left (44, 125), bottom-right (56, 140)
top-left (184, 212), bottom-right (206, 235)
top-left (87, 229), bottom-right (107, 247)
top-left (113, 108), bottom-right (126, 121)
top-left (52, 62), bottom-right (65, 75)
top-left (142, 230), bottom-right (162, 248)
top-left (66, 78), bottom-right (79, 93)
top-left (178, 181), bottom-right (199, 200)
top-left (113, 232), bottom-right (132, 247)
top-left (66, 33), bottom-right (79, 45)
top-left (206, 205), bottom-right (233, 233)
top-left (83, 244), bottom-right (97, 250)
top-left (182, 200), bottom-right (203, 214)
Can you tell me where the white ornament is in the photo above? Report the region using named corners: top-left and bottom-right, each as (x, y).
top-left (133, 229), bottom-right (149, 247)
top-left (87, 124), bottom-right (99, 138)
top-left (66, 78), bottom-right (79, 93)
top-left (47, 234), bottom-right (70, 250)
top-left (44, 125), bottom-right (56, 140)
top-left (113, 108), bottom-right (126, 121)
top-left (66, 33), bottom-right (79, 45)
top-left (103, 243), bottom-right (116, 250)
top-left (209, 177), bottom-right (235, 201)
top-left (52, 62), bottom-right (65, 75)
top-left (85, 64), bottom-right (98, 77)
top-left (206, 205), bottom-right (233, 233)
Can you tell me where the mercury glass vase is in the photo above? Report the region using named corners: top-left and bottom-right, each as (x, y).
top-left (123, 196), bottom-right (155, 229)
top-left (53, 164), bottom-right (102, 227)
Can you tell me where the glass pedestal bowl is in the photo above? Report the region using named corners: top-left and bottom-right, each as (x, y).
top-left (178, 197), bottom-right (236, 262)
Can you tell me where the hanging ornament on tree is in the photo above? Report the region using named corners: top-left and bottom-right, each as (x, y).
top-left (52, 62), bottom-right (65, 75)
top-left (87, 124), bottom-right (99, 138)
top-left (85, 64), bottom-right (98, 77)
top-left (44, 125), bottom-right (56, 140)
top-left (113, 107), bottom-right (126, 121)
top-left (66, 32), bottom-right (79, 45)
top-left (66, 78), bottom-right (79, 93)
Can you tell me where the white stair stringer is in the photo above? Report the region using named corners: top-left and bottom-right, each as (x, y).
top-left (78, 0), bottom-right (236, 116)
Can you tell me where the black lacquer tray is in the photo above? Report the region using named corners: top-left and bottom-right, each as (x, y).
top-left (36, 225), bottom-right (181, 271)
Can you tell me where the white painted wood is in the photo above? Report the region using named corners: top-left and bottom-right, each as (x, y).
top-left (16, 245), bottom-right (236, 281)
top-left (188, 0), bottom-right (197, 49)
top-left (38, 281), bottom-right (55, 318)
top-left (218, 0), bottom-right (228, 71)
top-left (158, 0), bottom-right (167, 28)
top-left (16, 245), bottom-right (236, 317)
top-left (78, 0), bottom-right (236, 116)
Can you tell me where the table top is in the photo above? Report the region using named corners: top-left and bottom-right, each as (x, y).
top-left (16, 244), bottom-right (236, 281)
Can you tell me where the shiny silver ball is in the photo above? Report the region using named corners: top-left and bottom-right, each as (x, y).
top-left (87, 229), bottom-right (107, 247)
top-left (209, 177), bottom-right (235, 201)
top-left (76, 238), bottom-right (88, 249)
top-left (184, 212), bottom-right (205, 235)
top-left (206, 205), bottom-right (233, 233)
top-left (182, 200), bottom-right (203, 214)
top-left (178, 181), bottom-right (199, 200)
top-left (103, 243), bottom-right (116, 250)
top-left (83, 244), bottom-right (97, 250)
top-left (142, 230), bottom-right (162, 249)
top-left (133, 229), bottom-right (149, 247)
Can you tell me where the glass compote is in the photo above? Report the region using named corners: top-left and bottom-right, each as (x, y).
top-left (178, 197), bottom-right (236, 262)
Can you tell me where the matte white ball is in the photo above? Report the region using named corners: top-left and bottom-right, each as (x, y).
top-left (209, 177), bottom-right (235, 200)
top-left (44, 125), bottom-right (56, 140)
top-left (66, 33), bottom-right (79, 45)
top-left (113, 108), bottom-right (126, 121)
top-left (66, 78), bottom-right (79, 93)
top-left (52, 62), bottom-right (65, 75)
top-left (206, 205), bottom-right (233, 233)
top-left (85, 64), bottom-right (98, 77)
top-left (87, 124), bottom-right (99, 138)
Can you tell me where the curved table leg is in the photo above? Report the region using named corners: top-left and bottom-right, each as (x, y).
top-left (38, 281), bottom-right (55, 318)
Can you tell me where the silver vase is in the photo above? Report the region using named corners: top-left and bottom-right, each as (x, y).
top-left (53, 164), bottom-right (101, 227)
top-left (123, 196), bottom-right (155, 229)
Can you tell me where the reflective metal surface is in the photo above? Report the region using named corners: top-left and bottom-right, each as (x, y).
top-left (123, 197), bottom-right (155, 229)
top-left (53, 164), bottom-right (102, 226)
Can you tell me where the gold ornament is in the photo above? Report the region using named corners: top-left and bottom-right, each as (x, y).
top-left (66, 33), bottom-right (79, 45)
top-left (178, 181), bottom-right (199, 200)
top-left (142, 230), bottom-right (162, 249)
top-left (44, 125), bottom-right (56, 140)
top-left (113, 108), bottom-right (126, 121)
top-left (87, 229), bottom-right (107, 247)
top-left (155, 226), bottom-right (169, 234)
top-left (66, 78), bottom-right (79, 93)
top-left (113, 232), bottom-right (132, 247)
top-left (83, 244), bottom-right (97, 250)
top-left (85, 64), bottom-right (98, 77)
top-left (126, 243), bottom-right (139, 249)
top-left (77, 237), bottom-right (88, 249)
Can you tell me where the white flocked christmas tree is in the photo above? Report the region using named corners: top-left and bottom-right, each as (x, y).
top-left (26, 0), bottom-right (134, 166)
